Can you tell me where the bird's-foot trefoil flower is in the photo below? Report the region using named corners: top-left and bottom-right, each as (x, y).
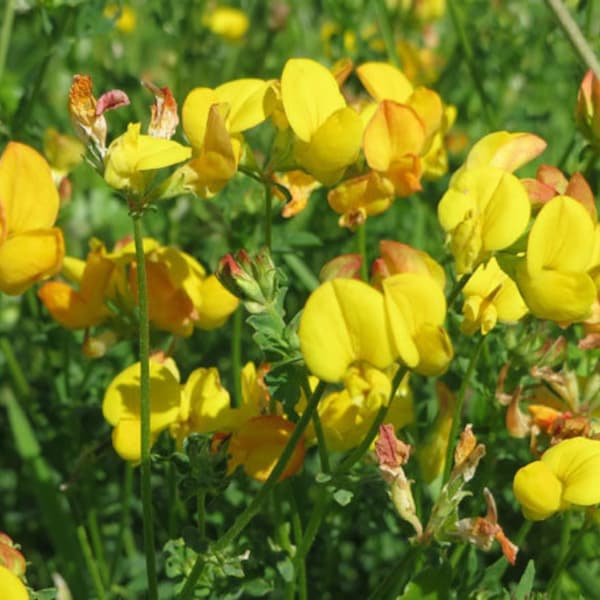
top-left (0, 142), bottom-right (65, 295)
top-left (513, 437), bottom-right (600, 520)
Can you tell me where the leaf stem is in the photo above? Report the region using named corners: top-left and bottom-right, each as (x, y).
top-left (178, 380), bottom-right (327, 599)
top-left (132, 213), bottom-right (159, 600)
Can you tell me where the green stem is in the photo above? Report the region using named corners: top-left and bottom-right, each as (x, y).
top-left (368, 545), bottom-right (421, 600)
top-left (544, 0), bottom-right (600, 82)
top-left (295, 368), bottom-right (407, 566)
top-left (108, 463), bottom-right (134, 585)
top-left (264, 181), bottom-right (273, 251)
top-left (197, 490), bottom-right (207, 539)
top-left (231, 307), bottom-right (243, 408)
top-left (311, 410), bottom-right (331, 474)
top-left (179, 380), bottom-right (327, 599)
top-left (446, 274), bottom-right (468, 308)
top-left (286, 482), bottom-right (307, 600)
top-left (132, 214), bottom-right (159, 600)
top-left (447, 0), bottom-right (495, 129)
top-left (0, 0), bottom-right (15, 83)
top-left (356, 223), bottom-right (369, 281)
top-left (374, 0), bottom-right (400, 67)
top-left (77, 524), bottom-right (107, 600)
top-left (88, 508), bottom-right (108, 586)
top-left (442, 335), bottom-right (486, 483)
top-left (547, 512), bottom-right (575, 594)
top-left (0, 337), bottom-right (31, 398)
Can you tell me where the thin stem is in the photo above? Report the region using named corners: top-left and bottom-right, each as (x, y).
top-left (337, 367), bottom-right (407, 473)
top-left (132, 214), bottom-right (159, 600)
top-left (0, 0), bottom-right (16, 83)
top-left (197, 490), bottom-right (207, 539)
top-left (368, 545), bottom-right (421, 600)
top-left (295, 368), bottom-right (407, 566)
top-left (442, 335), bottom-right (486, 483)
top-left (374, 0), bottom-right (400, 67)
top-left (108, 463), bottom-right (134, 585)
top-left (87, 508), bottom-right (109, 586)
top-left (356, 223), bottom-right (369, 282)
top-left (446, 274), bottom-right (468, 308)
top-left (547, 512), bottom-right (575, 594)
top-left (264, 181), bottom-right (273, 251)
top-left (231, 307), bottom-right (243, 408)
top-left (545, 0), bottom-right (600, 82)
top-left (0, 337), bottom-right (31, 398)
top-left (311, 410), bottom-right (331, 474)
top-left (179, 380), bottom-right (327, 599)
top-left (287, 482), bottom-right (307, 600)
top-left (77, 524), bottom-right (107, 600)
top-left (447, 0), bottom-right (496, 129)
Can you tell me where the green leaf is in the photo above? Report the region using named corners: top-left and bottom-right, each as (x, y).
top-left (333, 489), bottom-right (354, 506)
top-left (276, 557), bottom-right (295, 583)
top-left (513, 560), bottom-right (535, 600)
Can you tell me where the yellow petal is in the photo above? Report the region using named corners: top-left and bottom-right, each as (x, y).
top-left (0, 565), bottom-right (28, 600)
top-left (516, 263), bottom-right (596, 322)
top-left (0, 229), bottom-right (64, 295)
top-left (281, 58), bottom-right (346, 142)
top-left (215, 78), bottom-right (273, 133)
top-left (184, 367), bottom-right (232, 432)
top-left (513, 460), bottom-right (562, 520)
top-left (196, 275), bottom-right (239, 329)
top-left (542, 437), bottom-right (600, 506)
top-left (293, 107), bottom-right (362, 185)
top-left (299, 278), bottom-right (395, 382)
top-left (182, 88), bottom-right (220, 148)
top-left (527, 195), bottom-right (595, 273)
top-left (102, 358), bottom-right (181, 431)
top-left (356, 62), bottom-right (414, 103)
top-left (134, 134), bottom-right (191, 171)
top-left (0, 141), bottom-right (60, 234)
top-left (112, 419), bottom-right (159, 463)
top-left (364, 101), bottom-right (425, 171)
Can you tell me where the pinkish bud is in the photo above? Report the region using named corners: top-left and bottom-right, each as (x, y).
top-left (96, 89), bottom-right (130, 116)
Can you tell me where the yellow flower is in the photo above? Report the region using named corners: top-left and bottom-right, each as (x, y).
top-left (104, 123), bottom-right (191, 193)
top-left (515, 195), bottom-right (596, 322)
top-left (104, 4), bottom-right (137, 33)
top-left (461, 257), bottom-right (528, 335)
top-left (0, 565), bottom-right (28, 600)
top-left (301, 365), bottom-right (413, 452)
top-left (102, 356), bottom-right (182, 462)
top-left (299, 273), bottom-right (452, 382)
top-left (513, 437), bottom-right (600, 520)
top-left (204, 6), bottom-right (249, 41)
top-left (180, 79), bottom-right (274, 196)
top-left (438, 131), bottom-right (546, 275)
top-left (0, 142), bottom-right (64, 295)
top-left (226, 415), bottom-right (305, 481)
top-left (280, 58), bottom-right (363, 185)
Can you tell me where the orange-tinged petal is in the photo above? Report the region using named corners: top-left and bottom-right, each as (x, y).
top-left (102, 358), bottom-right (181, 431)
top-left (182, 87), bottom-right (221, 148)
top-left (364, 101), bottom-right (425, 171)
top-left (463, 131), bottom-right (547, 173)
top-left (227, 415), bottom-right (305, 481)
top-left (281, 58), bottom-right (346, 142)
top-left (215, 78), bottom-right (274, 133)
top-left (526, 195), bottom-right (595, 273)
top-left (0, 142), bottom-right (60, 235)
top-left (356, 62), bottom-right (414, 103)
top-left (38, 281), bottom-right (109, 329)
top-left (0, 229), bottom-right (64, 295)
top-left (299, 278), bottom-right (396, 382)
top-left (293, 106), bottom-right (362, 185)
